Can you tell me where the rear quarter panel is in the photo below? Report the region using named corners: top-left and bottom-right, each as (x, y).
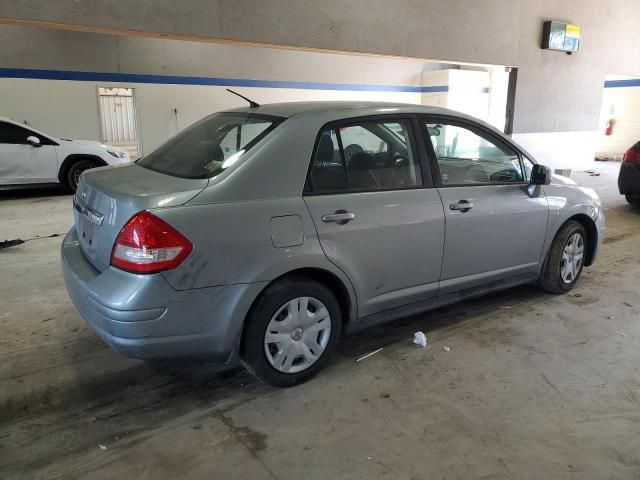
top-left (155, 197), bottom-right (357, 308)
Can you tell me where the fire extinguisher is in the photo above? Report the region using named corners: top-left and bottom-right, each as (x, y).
top-left (605, 118), bottom-right (614, 136)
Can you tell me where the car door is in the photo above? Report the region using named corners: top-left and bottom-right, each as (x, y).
top-left (0, 121), bottom-right (59, 185)
top-left (421, 116), bottom-right (549, 294)
top-left (304, 116), bottom-right (445, 318)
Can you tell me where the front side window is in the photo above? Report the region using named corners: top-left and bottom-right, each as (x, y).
top-left (307, 119), bottom-right (421, 193)
top-left (425, 122), bottom-right (524, 185)
top-left (137, 113), bottom-right (283, 179)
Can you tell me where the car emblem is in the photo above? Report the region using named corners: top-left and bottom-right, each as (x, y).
top-left (81, 188), bottom-right (87, 200)
top-left (73, 195), bottom-right (104, 226)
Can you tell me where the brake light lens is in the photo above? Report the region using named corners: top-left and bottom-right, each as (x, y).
top-left (623, 147), bottom-right (640, 165)
top-left (110, 211), bottom-right (192, 274)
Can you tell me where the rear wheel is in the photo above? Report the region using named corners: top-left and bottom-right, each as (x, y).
top-left (625, 194), bottom-right (640, 206)
top-left (241, 275), bottom-right (341, 387)
top-left (539, 220), bottom-right (587, 293)
top-left (66, 159), bottom-right (99, 192)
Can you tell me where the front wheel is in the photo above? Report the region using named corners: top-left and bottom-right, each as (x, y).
top-left (625, 194), bottom-right (640, 206)
top-left (66, 159), bottom-right (99, 192)
top-left (539, 220), bottom-right (587, 293)
top-left (241, 276), bottom-right (342, 387)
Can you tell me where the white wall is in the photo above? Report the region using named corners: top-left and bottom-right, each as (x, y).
top-left (487, 67), bottom-right (509, 132)
top-left (422, 69), bottom-right (500, 129)
top-left (511, 131), bottom-right (598, 171)
top-left (0, 78), bottom-right (422, 156)
top-left (447, 70), bottom-right (490, 124)
top-left (0, 25), bottom-right (489, 156)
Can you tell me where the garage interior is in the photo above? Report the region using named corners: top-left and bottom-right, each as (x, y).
top-left (1, 1), bottom-right (640, 479)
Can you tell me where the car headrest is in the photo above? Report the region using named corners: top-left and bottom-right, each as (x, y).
top-left (373, 152), bottom-right (389, 166)
top-left (349, 152), bottom-right (376, 171)
top-left (316, 134), bottom-right (335, 164)
top-left (211, 145), bottom-right (224, 163)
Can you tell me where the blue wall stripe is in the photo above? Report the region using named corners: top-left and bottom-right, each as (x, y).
top-left (604, 79), bottom-right (640, 88)
top-left (0, 68), bottom-right (502, 95)
top-left (421, 85), bottom-right (449, 93)
top-left (0, 67), bottom-right (440, 93)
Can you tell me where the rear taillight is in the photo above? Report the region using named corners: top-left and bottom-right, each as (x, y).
top-left (110, 211), bottom-right (192, 274)
top-left (623, 147), bottom-right (640, 164)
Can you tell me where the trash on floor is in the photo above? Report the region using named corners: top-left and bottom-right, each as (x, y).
top-left (413, 331), bottom-right (427, 347)
top-left (0, 239), bottom-right (25, 250)
top-left (355, 347), bottom-right (383, 362)
top-left (443, 346), bottom-right (451, 352)
top-left (500, 305), bottom-right (512, 309)
top-left (98, 444), bottom-right (107, 450)
top-left (584, 169), bottom-right (601, 176)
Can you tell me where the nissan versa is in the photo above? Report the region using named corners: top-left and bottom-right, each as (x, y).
top-left (61, 102), bottom-right (605, 386)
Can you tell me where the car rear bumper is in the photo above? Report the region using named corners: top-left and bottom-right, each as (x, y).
top-left (618, 162), bottom-right (640, 195)
top-left (61, 228), bottom-right (266, 361)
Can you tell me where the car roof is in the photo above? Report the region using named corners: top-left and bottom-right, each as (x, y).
top-left (222, 101), bottom-right (470, 119)
top-left (221, 101), bottom-right (538, 162)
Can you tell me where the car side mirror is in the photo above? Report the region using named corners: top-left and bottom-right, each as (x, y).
top-left (26, 136), bottom-right (41, 147)
top-left (530, 164), bottom-right (552, 185)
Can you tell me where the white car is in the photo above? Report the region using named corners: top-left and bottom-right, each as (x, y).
top-left (0, 116), bottom-right (132, 191)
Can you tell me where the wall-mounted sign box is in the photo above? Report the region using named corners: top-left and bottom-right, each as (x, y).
top-left (541, 21), bottom-right (581, 53)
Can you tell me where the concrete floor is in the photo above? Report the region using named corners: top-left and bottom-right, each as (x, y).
top-left (2, 162), bottom-right (640, 479)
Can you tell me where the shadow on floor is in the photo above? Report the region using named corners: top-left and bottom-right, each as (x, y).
top-left (0, 185), bottom-right (71, 200)
top-left (4, 283), bottom-right (549, 426)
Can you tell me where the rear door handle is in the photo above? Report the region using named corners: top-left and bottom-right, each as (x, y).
top-left (449, 200), bottom-right (474, 212)
top-left (322, 211), bottom-right (355, 224)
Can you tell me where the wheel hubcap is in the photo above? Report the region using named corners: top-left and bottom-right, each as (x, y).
top-left (264, 296), bottom-right (331, 374)
top-left (291, 327), bottom-right (304, 341)
top-left (560, 232), bottom-right (584, 284)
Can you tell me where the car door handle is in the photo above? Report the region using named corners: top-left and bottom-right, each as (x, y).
top-left (449, 200), bottom-right (474, 212)
top-left (322, 211), bottom-right (355, 224)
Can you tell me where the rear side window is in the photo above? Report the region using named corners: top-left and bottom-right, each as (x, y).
top-left (306, 119), bottom-right (422, 193)
top-left (137, 112), bottom-right (283, 179)
top-left (0, 121), bottom-right (55, 145)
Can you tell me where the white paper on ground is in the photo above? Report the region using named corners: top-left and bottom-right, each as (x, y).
top-left (413, 331), bottom-right (427, 347)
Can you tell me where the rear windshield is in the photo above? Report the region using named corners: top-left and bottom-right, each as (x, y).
top-left (137, 112), bottom-right (283, 179)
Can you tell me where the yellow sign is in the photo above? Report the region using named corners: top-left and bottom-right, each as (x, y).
top-left (566, 24), bottom-right (581, 39)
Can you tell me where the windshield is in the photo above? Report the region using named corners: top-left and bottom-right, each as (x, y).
top-left (137, 112), bottom-right (283, 179)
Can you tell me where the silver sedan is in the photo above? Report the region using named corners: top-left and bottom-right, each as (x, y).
top-left (61, 102), bottom-right (605, 386)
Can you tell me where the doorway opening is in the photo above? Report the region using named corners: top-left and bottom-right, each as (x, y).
top-left (596, 74), bottom-right (640, 161)
top-left (420, 64), bottom-right (514, 134)
top-left (97, 87), bottom-right (139, 160)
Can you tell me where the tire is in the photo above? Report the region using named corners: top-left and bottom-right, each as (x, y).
top-left (539, 220), bottom-right (587, 294)
top-left (625, 194), bottom-right (640, 206)
top-left (66, 159), bottom-right (99, 192)
top-left (241, 275), bottom-right (342, 387)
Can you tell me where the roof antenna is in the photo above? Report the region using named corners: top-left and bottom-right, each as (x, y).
top-left (226, 89), bottom-right (260, 108)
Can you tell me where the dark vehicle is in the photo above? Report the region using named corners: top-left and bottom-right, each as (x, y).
top-left (618, 141), bottom-right (640, 206)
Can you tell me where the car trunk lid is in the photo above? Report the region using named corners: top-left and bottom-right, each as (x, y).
top-left (73, 164), bottom-right (207, 272)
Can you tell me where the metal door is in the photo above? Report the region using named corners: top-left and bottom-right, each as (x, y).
top-left (98, 87), bottom-right (139, 159)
